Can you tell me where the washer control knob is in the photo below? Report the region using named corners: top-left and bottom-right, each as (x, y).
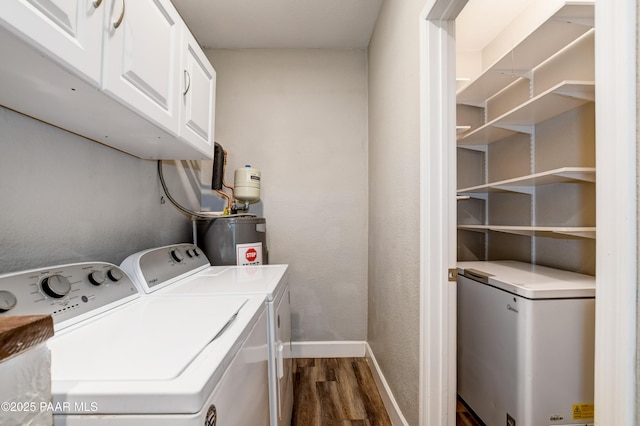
top-left (88, 271), bottom-right (106, 286)
top-left (41, 275), bottom-right (71, 299)
top-left (0, 291), bottom-right (18, 313)
top-left (106, 268), bottom-right (123, 282)
top-left (171, 249), bottom-right (184, 263)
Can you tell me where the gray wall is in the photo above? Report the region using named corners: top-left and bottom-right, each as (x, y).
top-left (367, 0), bottom-right (425, 423)
top-left (637, 1), bottom-right (640, 420)
top-left (0, 107), bottom-right (196, 274)
top-left (203, 49), bottom-right (370, 342)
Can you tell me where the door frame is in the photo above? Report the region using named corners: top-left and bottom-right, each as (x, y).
top-left (593, 0), bottom-right (637, 424)
top-left (418, 0), bottom-right (467, 424)
top-left (418, 0), bottom-right (638, 425)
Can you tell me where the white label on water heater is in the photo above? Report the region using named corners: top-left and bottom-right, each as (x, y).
top-left (236, 242), bottom-right (263, 266)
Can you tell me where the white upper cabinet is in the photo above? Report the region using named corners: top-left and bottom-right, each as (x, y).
top-left (0, 0), bottom-right (104, 86)
top-left (0, 0), bottom-right (216, 159)
top-left (102, 0), bottom-right (181, 138)
top-left (180, 27), bottom-right (216, 153)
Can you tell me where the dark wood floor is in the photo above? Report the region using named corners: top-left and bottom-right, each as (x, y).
top-left (292, 357), bottom-right (484, 426)
top-left (292, 357), bottom-right (392, 426)
top-left (456, 398), bottom-right (484, 426)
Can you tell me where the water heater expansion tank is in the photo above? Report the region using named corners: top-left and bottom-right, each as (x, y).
top-left (234, 165), bottom-right (261, 203)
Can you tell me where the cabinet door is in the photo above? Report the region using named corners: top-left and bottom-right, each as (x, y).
top-left (0, 0), bottom-right (104, 86)
top-left (180, 28), bottom-right (216, 156)
top-left (102, 0), bottom-right (181, 137)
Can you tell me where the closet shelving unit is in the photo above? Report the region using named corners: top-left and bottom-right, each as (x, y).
top-left (458, 81), bottom-right (594, 146)
top-left (456, 1), bottom-right (595, 272)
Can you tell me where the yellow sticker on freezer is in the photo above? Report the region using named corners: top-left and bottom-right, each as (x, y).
top-left (572, 403), bottom-right (594, 420)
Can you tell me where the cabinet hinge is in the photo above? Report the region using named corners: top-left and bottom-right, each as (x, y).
top-left (448, 268), bottom-right (458, 282)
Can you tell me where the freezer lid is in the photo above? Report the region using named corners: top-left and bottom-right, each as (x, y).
top-left (48, 295), bottom-right (248, 381)
top-left (457, 260), bottom-right (595, 299)
top-left (160, 265), bottom-right (288, 300)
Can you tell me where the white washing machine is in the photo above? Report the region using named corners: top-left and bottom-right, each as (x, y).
top-left (0, 261), bottom-right (269, 425)
top-left (457, 261), bottom-right (596, 426)
top-left (121, 243), bottom-right (293, 426)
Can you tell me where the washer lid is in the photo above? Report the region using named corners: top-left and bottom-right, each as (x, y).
top-left (49, 295), bottom-right (248, 381)
top-left (47, 294), bottom-right (267, 415)
top-left (457, 260), bottom-right (595, 299)
top-left (160, 265), bottom-right (288, 300)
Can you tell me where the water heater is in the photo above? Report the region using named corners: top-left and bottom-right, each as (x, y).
top-left (196, 217), bottom-right (268, 266)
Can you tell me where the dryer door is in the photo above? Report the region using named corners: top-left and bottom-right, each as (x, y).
top-left (207, 307), bottom-right (270, 426)
top-left (275, 286), bottom-right (293, 426)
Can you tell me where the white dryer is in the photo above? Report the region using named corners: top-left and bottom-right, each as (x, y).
top-left (121, 243), bottom-right (293, 426)
top-left (0, 261), bottom-right (269, 425)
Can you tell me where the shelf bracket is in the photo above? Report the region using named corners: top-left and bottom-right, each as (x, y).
top-left (554, 170), bottom-right (596, 183)
top-left (551, 17), bottom-right (594, 28)
top-left (456, 144), bottom-right (488, 152)
top-left (491, 185), bottom-right (533, 195)
top-left (493, 124), bottom-right (534, 134)
top-left (487, 227), bottom-right (536, 237)
top-left (552, 230), bottom-right (597, 239)
top-left (456, 125), bottom-right (471, 135)
top-left (491, 69), bottom-right (532, 80)
top-left (456, 193), bottom-right (488, 201)
top-left (553, 88), bottom-right (595, 102)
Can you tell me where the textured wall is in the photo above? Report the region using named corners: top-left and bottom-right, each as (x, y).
top-left (637, 1), bottom-right (640, 420)
top-left (367, 0), bottom-right (424, 423)
top-left (204, 49), bottom-right (369, 341)
top-left (0, 107), bottom-right (194, 274)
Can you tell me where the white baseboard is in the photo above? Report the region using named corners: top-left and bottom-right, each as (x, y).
top-left (291, 340), bottom-right (366, 358)
top-left (365, 343), bottom-right (409, 426)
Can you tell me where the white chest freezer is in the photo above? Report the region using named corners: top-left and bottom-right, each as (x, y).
top-left (457, 261), bottom-right (595, 426)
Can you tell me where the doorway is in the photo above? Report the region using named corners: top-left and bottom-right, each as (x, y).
top-left (419, 0), bottom-right (637, 425)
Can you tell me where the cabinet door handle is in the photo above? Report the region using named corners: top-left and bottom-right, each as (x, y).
top-left (113, 0), bottom-right (125, 29)
top-left (93, 0), bottom-right (103, 8)
top-left (183, 70), bottom-right (191, 96)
